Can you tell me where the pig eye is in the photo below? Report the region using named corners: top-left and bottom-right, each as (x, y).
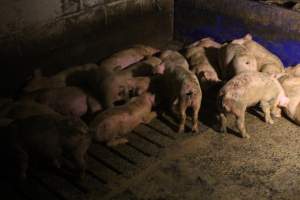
top-left (246, 61), bottom-right (249, 65)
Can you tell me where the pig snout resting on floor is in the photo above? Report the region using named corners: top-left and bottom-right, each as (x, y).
top-left (21, 86), bottom-right (102, 117)
top-left (22, 63), bottom-right (99, 93)
top-left (89, 92), bottom-right (156, 146)
top-left (278, 75), bottom-right (300, 125)
top-left (98, 45), bottom-right (160, 72)
top-left (217, 71), bottom-right (289, 139)
top-left (185, 38), bottom-right (221, 90)
top-left (218, 42), bottom-right (258, 80)
top-left (232, 34), bottom-right (284, 75)
top-left (159, 50), bottom-right (202, 133)
top-left (8, 115), bottom-right (91, 179)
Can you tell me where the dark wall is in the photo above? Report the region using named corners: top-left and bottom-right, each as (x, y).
top-left (0, 0), bottom-right (173, 96)
top-left (175, 0), bottom-right (300, 67)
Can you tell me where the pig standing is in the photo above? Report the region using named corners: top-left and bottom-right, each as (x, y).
top-left (90, 93), bottom-right (156, 146)
top-left (185, 38), bottom-right (221, 90)
top-left (98, 45), bottom-right (160, 72)
top-left (232, 34), bottom-right (284, 74)
top-left (278, 75), bottom-right (300, 125)
top-left (159, 50), bottom-right (202, 133)
top-left (8, 115), bottom-right (91, 179)
top-left (218, 72), bottom-right (289, 138)
top-left (23, 63), bottom-right (99, 93)
top-left (218, 42), bottom-right (258, 80)
top-left (21, 86), bottom-right (102, 117)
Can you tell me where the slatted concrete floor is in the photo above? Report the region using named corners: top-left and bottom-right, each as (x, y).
top-left (1, 111), bottom-right (210, 200)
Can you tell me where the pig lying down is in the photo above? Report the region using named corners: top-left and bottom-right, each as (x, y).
top-left (8, 115), bottom-right (91, 179)
top-left (232, 34), bottom-right (284, 75)
top-left (21, 86), bottom-right (102, 117)
top-left (218, 42), bottom-right (258, 80)
top-left (90, 93), bottom-right (156, 146)
top-left (185, 38), bottom-right (221, 90)
top-left (218, 72), bottom-right (289, 139)
top-left (98, 45), bottom-right (160, 72)
top-left (23, 63), bottom-right (99, 93)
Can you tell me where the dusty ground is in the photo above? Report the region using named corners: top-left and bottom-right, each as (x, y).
top-left (105, 110), bottom-right (300, 200)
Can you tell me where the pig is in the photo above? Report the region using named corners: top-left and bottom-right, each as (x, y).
top-left (99, 71), bottom-right (151, 108)
top-left (8, 115), bottom-right (91, 179)
top-left (232, 34), bottom-right (284, 74)
top-left (90, 93), bottom-right (156, 146)
top-left (218, 71), bottom-right (289, 139)
top-left (98, 45), bottom-right (160, 72)
top-left (97, 57), bottom-right (163, 108)
top-left (185, 38), bottom-right (221, 90)
top-left (159, 50), bottom-right (190, 70)
top-left (159, 50), bottom-right (202, 133)
top-left (125, 56), bottom-right (165, 76)
top-left (0, 100), bottom-right (61, 120)
top-left (23, 63), bottom-right (98, 93)
top-left (186, 37), bottom-right (221, 49)
top-left (278, 75), bottom-right (300, 125)
top-left (218, 42), bottom-right (258, 80)
top-left (21, 87), bottom-right (102, 117)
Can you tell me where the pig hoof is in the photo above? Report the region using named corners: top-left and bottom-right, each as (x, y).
top-left (267, 119), bottom-right (274, 124)
top-left (107, 138), bottom-right (129, 146)
top-left (192, 127), bottom-right (199, 133)
top-left (242, 133), bottom-right (250, 139)
top-left (178, 126), bottom-right (185, 133)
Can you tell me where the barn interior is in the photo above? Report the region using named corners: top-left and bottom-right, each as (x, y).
top-left (1, 0), bottom-right (300, 199)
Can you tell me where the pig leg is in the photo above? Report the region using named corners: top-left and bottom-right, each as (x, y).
top-left (72, 148), bottom-right (87, 179)
top-left (107, 138), bottom-right (129, 146)
top-left (260, 101), bottom-right (274, 124)
top-left (142, 112), bottom-right (157, 124)
top-left (235, 111), bottom-right (250, 139)
top-left (191, 103), bottom-right (200, 133)
top-left (271, 106), bottom-right (281, 118)
top-left (178, 99), bottom-right (187, 133)
top-left (219, 113), bottom-right (227, 133)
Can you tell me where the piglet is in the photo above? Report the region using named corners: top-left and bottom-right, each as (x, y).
top-left (99, 45), bottom-right (160, 72)
top-left (218, 42), bottom-right (258, 80)
top-left (232, 34), bottom-right (284, 75)
top-left (218, 71), bottom-right (289, 138)
top-left (90, 93), bottom-right (156, 146)
top-left (21, 86), bottom-right (102, 117)
top-left (159, 50), bottom-right (202, 133)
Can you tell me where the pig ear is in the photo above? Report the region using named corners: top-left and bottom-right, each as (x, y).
top-left (33, 69), bottom-right (43, 78)
top-left (244, 34), bottom-right (252, 40)
top-left (149, 94), bottom-right (156, 104)
top-left (155, 62), bottom-right (165, 74)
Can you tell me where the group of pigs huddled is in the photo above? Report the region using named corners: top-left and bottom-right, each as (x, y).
top-left (2, 34), bottom-right (300, 179)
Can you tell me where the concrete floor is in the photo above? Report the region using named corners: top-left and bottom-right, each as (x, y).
top-left (106, 110), bottom-right (300, 200)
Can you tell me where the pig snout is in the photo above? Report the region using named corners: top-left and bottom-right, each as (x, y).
top-left (278, 95), bottom-right (289, 107)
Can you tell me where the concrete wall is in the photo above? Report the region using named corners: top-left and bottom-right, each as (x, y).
top-left (0, 0), bottom-right (173, 96)
top-left (175, 0), bottom-right (300, 67)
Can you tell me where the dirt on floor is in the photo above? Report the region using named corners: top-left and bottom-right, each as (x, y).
top-left (103, 110), bottom-right (300, 200)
